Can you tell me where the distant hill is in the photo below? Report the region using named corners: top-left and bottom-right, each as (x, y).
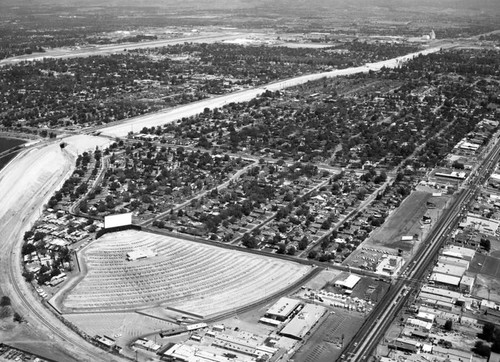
top-left (3, 0), bottom-right (500, 13)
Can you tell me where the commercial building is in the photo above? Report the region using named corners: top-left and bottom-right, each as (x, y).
top-left (278, 304), bottom-right (327, 340)
top-left (420, 285), bottom-right (461, 300)
top-left (460, 275), bottom-right (475, 294)
top-left (418, 292), bottom-right (454, 305)
top-left (265, 297), bottom-right (301, 321)
top-left (388, 338), bottom-right (420, 353)
top-left (376, 256), bottom-right (404, 276)
top-left (435, 171), bottom-right (466, 180)
top-left (258, 317), bottom-right (281, 327)
top-left (133, 338), bottom-right (161, 352)
top-left (432, 263), bottom-right (466, 278)
top-left (438, 256), bottom-right (469, 269)
top-left (161, 343), bottom-right (255, 362)
top-left (416, 312), bottom-right (435, 323)
top-left (334, 274), bottom-right (361, 290)
top-left (430, 273), bottom-right (461, 287)
top-left (461, 213), bottom-right (500, 235)
top-left (441, 245), bottom-right (476, 261)
top-left (95, 335), bottom-right (115, 349)
top-left (406, 318), bottom-right (432, 331)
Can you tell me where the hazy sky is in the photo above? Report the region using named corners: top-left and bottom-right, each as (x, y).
top-left (5, 0), bottom-right (500, 12)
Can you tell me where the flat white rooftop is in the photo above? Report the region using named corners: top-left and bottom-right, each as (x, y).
top-left (266, 297), bottom-right (301, 319)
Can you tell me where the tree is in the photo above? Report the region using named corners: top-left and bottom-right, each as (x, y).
top-left (276, 243), bottom-right (287, 254)
top-left (481, 322), bottom-right (496, 342)
top-left (473, 341), bottom-right (491, 358)
top-left (321, 238), bottom-right (330, 251)
top-left (298, 236), bottom-right (309, 250)
top-left (481, 238), bottom-right (491, 252)
top-left (444, 319), bottom-right (453, 331)
top-left (287, 246), bottom-right (297, 255)
top-left (0, 296), bottom-right (11, 307)
top-left (22, 271), bottom-right (34, 282)
top-left (242, 233), bottom-right (258, 249)
top-left (13, 312), bottom-right (23, 323)
top-left (308, 250), bottom-right (318, 259)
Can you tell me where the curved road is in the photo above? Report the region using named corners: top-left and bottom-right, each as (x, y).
top-left (0, 140), bottom-right (125, 362)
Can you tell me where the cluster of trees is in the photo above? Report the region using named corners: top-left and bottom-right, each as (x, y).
top-left (474, 322), bottom-right (500, 357)
top-left (81, 142), bottom-right (244, 218)
top-left (138, 41), bottom-right (419, 74)
top-left (168, 49), bottom-right (498, 170)
top-left (48, 151), bottom-right (99, 210)
top-left (1, 39), bottom-right (421, 130)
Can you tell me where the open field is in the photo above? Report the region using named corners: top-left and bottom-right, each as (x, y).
top-left (469, 253), bottom-right (500, 278)
top-left (64, 312), bottom-right (177, 347)
top-left (292, 310), bottom-right (365, 362)
top-left (364, 191), bottom-right (431, 251)
top-left (470, 253), bottom-right (500, 303)
top-left (473, 273), bottom-right (500, 304)
top-left (0, 32), bottom-right (251, 66)
top-left (59, 230), bottom-right (312, 317)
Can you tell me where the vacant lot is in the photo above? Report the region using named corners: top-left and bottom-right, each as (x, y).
top-left (64, 312), bottom-right (177, 347)
top-left (59, 230), bottom-right (312, 317)
top-left (470, 254), bottom-right (500, 278)
top-left (365, 191), bottom-right (431, 249)
top-left (292, 310), bottom-right (365, 362)
top-left (354, 190), bottom-right (450, 262)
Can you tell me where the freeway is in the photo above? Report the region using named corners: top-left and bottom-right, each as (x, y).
top-left (0, 139), bottom-right (124, 362)
top-left (340, 131), bottom-right (500, 361)
top-left (98, 46), bottom-right (445, 138)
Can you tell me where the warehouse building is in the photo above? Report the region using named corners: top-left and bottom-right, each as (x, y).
top-left (416, 312), bottom-right (435, 323)
top-left (441, 245), bottom-right (476, 261)
top-left (389, 338), bottom-right (420, 353)
top-left (265, 297), bottom-right (301, 321)
top-left (278, 304), bottom-right (327, 340)
top-left (334, 274), bottom-right (361, 290)
top-left (433, 263), bottom-right (466, 278)
top-left (438, 256), bottom-right (470, 269)
top-left (460, 275), bottom-right (475, 294)
top-left (430, 273), bottom-right (461, 287)
top-left (406, 318), bottom-right (433, 331)
top-left (420, 285), bottom-right (461, 300)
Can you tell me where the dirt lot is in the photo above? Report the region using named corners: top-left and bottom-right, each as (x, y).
top-left (300, 269), bottom-right (344, 290)
top-left (0, 318), bottom-right (79, 362)
top-left (472, 273), bottom-right (500, 303)
top-left (343, 247), bottom-right (398, 272)
top-left (323, 274), bottom-right (389, 304)
top-left (291, 310), bottom-right (365, 362)
top-left (64, 312), bottom-right (177, 348)
top-left (354, 189), bottom-right (451, 262)
top-left (470, 253), bottom-right (500, 278)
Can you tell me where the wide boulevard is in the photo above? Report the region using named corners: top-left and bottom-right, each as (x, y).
top-left (340, 132), bottom-right (500, 361)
